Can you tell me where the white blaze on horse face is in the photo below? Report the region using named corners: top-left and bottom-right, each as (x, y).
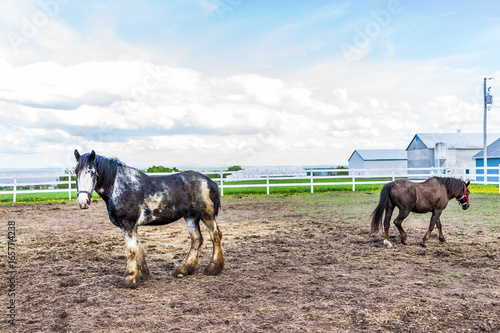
top-left (77, 167), bottom-right (95, 208)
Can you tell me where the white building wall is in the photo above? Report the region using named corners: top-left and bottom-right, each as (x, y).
top-left (348, 152), bottom-right (365, 172)
top-left (364, 160), bottom-right (407, 175)
top-left (432, 148), bottom-right (480, 170)
top-left (452, 149), bottom-right (482, 170)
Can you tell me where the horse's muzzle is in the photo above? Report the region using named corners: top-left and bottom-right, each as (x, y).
top-left (462, 203), bottom-right (470, 210)
top-left (77, 194), bottom-right (91, 209)
top-left (78, 202), bottom-right (90, 209)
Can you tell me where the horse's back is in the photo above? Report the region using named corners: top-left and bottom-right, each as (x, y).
top-left (390, 179), bottom-right (417, 195)
top-left (390, 178), bottom-right (447, 213)
top-left (164, 171), bottom-right (219, 205)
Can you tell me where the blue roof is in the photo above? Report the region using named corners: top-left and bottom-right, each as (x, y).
top-left (349, 149), bottom-right (407, 161)
top-left (473, 137), bottom-right (500, 159)
top-left (407, 133), bottom-right (500, 150)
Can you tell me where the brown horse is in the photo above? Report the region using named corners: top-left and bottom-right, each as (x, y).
top-left (371, 177), bottom-right (470, 247)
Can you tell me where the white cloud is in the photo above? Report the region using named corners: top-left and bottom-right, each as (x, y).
top-left (2, 59), bottom-right (366, 167)
top-left (0, 60), bottom-right (152, 107)
top-left (0, 52), bottom-right (498, 169)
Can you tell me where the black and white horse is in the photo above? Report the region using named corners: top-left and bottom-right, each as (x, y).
top-left (74, 150), bottom-right (224, 288)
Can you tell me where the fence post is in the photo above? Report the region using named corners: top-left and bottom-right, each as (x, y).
top-left (392, 169), bottom-right (395, 182)
top-left (13, 177), bottom-right (17, 204)
top-left (266, 173), bottom-right (269, 195)
top-left (352, 172), bottom-right (355, 191)
top-left (68, 174), bottom-right (72, 201)
top-left (310, 170), bottom-right (314, 194)
top-left (220, 170), bottom-right (224, 197)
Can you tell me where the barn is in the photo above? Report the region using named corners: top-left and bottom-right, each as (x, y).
top-left (406, 132), bottom-right (500, 174)
top-left (348, 149), bottom-right (407, 175)
top-left (472, 137), bottom-right (500, 182)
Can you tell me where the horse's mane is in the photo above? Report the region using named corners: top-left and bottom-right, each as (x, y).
top-left (434, 177), bottom-right (464, 198)
top-left (95, 155), bottom-right (126, 192)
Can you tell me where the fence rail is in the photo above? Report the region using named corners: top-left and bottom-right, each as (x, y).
top-left (1, 166), bottom-right (499, 203)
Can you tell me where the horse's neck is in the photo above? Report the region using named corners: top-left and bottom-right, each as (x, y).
top-left (95, 162), bottom-right (120, 197)
top-left (444, 180), bottom-right (461, 199)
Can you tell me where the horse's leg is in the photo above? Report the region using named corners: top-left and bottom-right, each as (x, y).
top-left (174, 217), bottom-right (203, 278)
top-left (422, 210), bottom-right (442, 246)
top-left (383, 205), bottom-right (394, 248)
top-left (122, 226), bottom-right (149, 288)
top-left (436, 218), bottom-right (446, 243)
top-left (393, 209), bottom-right (410, 245)
top-left (201, 217), bottom-right (224, 275)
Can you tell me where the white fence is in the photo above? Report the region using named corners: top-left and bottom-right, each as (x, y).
top-left (1, 166), bottom-right (499, 203)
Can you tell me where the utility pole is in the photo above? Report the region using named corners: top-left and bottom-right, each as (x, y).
top-left (483, 77), bottom-right (494, 182)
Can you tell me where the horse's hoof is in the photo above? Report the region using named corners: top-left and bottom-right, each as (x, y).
top-left (174, 264), bottom-right (195, 278)
top-left (173, 268), bottom-right (186, 278)
top-left (420, 242), bottom-right (428, 248)
top-left (204, 262), bottom-right (224, 276)
top-left (120, 276), bottom-right (138, 289)
top-left (439, 237), bottom-right (446, 243)
top-left (383, 240), bottom-right (393, 248)
top-left (139, 266), bottom-right (150, 280)
top-left (401, 239), bottom-right (407, 245)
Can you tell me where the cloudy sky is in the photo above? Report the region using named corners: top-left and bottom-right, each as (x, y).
top-left (1, 0), bottom-right (500, 170)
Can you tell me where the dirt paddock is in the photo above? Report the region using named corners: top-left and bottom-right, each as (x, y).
top-left (1, 192), bottom-right (499, 332)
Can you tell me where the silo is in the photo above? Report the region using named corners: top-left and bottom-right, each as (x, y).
top-left (435, 142), bottom-right (447, 168)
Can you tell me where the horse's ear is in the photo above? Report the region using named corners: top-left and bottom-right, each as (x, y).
top-left (466, 180), bottom-right (470, 187)
top-left (90, 150), bottom-right (96, 163)
top-left (74, 149), bottom-right (81, 162)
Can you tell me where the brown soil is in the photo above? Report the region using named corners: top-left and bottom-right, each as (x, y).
top-left (1, 192), bottom-right (499, 332)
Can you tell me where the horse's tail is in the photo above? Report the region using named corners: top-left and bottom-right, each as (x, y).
top-left (371, 182), bottom-right (393, 234)
top-left (209, 178), bottom-right (221, 219)
top-left (213, 193), bottom-right (221, 219)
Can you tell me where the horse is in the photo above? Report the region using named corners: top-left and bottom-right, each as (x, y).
top-left (74, 150), bottom-right (224, 288)
top-left (371, 177), bottom-right (470, 248)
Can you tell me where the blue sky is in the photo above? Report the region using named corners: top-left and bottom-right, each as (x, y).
top-left (0, 0), bottom-right (499, 170)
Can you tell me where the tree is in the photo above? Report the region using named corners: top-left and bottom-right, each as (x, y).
top-left (146, 166), bottom-right (180, 173)
top-left (227, 165), bottom-right (243, 172)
